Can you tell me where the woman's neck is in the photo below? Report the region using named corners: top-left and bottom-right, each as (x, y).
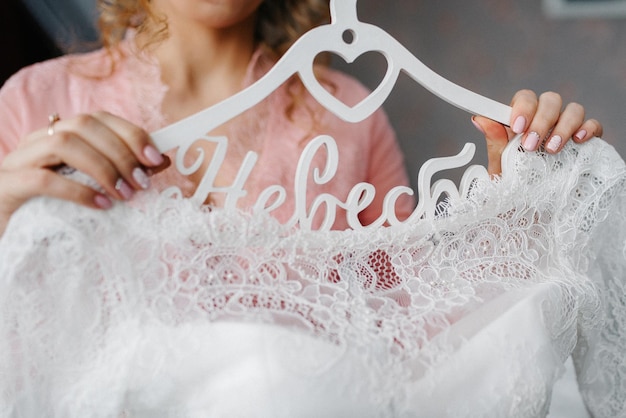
top-left (140, 11), bottom-right (258, 122)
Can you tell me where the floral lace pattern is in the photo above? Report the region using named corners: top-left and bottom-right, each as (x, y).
top-left (0, 138), bottom-right (624, 417)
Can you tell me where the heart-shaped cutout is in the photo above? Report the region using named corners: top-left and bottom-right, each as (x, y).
top-left (297, 28), bottom-right (400, 123)
top-left (328, 50), bottom-right (389, 107)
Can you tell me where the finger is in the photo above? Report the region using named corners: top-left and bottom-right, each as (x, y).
top-left (55, 113), bottom-right (154, 191)
top-left (509, 89), bottom-right (538, 134)
top-left (472, 115), bottom-right (510, 177)
top-left (522, 91), bottom-right (563, 152)
top-left (146, 155), bottom-right (172, 176)
top-left (19, 112), bottom-right (163, 189)
top-left (19, 113), bottom-right (160, 169)
top-left (0, 168), bottom-right (113, 217)
top-left (91, 111), bottom-right (165, 168)
top-left (3, 131), bottom-right (133, 201)
top-left (543, 102), bottom-right (585, 153)
top-left (572, 118), bottom-right (603, 143)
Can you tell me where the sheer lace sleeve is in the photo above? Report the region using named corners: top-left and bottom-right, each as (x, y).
top-left (497, 137), bottom-right (626, 418)
top-left (571, 166), bottom-right (626, 418)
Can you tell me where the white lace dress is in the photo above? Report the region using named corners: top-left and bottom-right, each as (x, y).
top-left (0, 137), bottom-right (624, 417)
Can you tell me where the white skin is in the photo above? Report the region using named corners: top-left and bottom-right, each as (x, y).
top-left (0, 0), bottom-right (604, 235)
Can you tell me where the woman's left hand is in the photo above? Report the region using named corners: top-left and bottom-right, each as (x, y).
top-left (472, 89), bottom-right (603, 176)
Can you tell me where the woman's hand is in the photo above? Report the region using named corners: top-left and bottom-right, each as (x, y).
top-left (0, 111), bottom-right (168, 235)
top-left (472, 90), bottom-right (603, 176)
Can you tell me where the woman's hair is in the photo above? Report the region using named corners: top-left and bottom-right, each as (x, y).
top-left (256, 1), bottom-right (330, 59)
top-left (97, 0), bottom-right (331, 59)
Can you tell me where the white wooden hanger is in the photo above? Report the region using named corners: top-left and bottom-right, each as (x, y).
top-left (151, 0), bottom-right (512, 151)
top-left (148, 0), bottom-right (512, 230)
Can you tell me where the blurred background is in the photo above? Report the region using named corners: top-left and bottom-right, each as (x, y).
top-left (348, 0), bottom-right (626, 186)
top-left (2, 0), bottom-right (626, 189)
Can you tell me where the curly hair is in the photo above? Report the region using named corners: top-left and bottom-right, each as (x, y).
top-left (97, 0), bottom-right (330, 58)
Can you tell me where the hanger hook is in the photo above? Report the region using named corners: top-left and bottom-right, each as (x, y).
top-left (330, 0), bottom-right (359, 25)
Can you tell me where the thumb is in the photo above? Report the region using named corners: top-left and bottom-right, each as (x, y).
top-left (472, 115), bottom-right (510, 177)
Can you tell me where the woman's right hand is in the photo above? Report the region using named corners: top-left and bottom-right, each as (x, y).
top-left (0, 111), bottom-right (167, 235)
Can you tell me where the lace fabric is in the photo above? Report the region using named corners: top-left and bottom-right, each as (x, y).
top-left (0, 138), bottom-right (624, 417)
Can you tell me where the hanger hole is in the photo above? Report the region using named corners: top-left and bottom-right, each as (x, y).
top-left (342, 29), bottom-right (355, 45)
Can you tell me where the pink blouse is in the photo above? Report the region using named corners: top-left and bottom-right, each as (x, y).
top-left (0, 41), bottom-right (414, 230)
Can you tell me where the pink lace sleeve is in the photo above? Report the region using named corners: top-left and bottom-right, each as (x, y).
top-left (0, 71), bottom-right (30, 159)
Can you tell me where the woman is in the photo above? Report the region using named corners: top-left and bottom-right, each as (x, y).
top-left (0, 2), bottom-right (622, 417)
top-left (0, 0), bottom-right (602, 234)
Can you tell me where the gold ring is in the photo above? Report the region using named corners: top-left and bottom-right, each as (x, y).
top-left (47, 113), bottom-right (60, 136)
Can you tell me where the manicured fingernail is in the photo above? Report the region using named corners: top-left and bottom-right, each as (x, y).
top-left (546, 135), bottom-right (562, 153)
top-left (132, 167), bottom-right (150, 189)
top-left (143, 145), bottom-right (165, 166)
top-left (512, 116), bottom-right (526, 134)
top-left (94, 194), bottom-right (113, 209)
top-left (471, 116), bottom-right (485, 134)
top-left (523, 131), bottom-right (540, 151)
top-left (115, 178), bottom-right (134, 200)
top-left (574, 129), bottom-right (587, 142)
